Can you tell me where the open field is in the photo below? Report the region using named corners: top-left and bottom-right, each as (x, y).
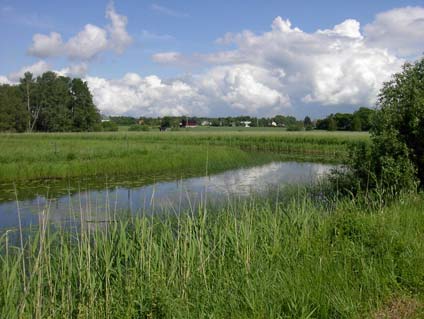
top-left (1, 129), bottom-right (423, 318)
top-left (0, 192), bottom-right (423, 318)
top-left (0, 130), bottom-right (369, 182)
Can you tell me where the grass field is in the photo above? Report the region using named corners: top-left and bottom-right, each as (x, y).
top-left (0, 130), bottom-right (369, 182)
top-left (0, 192), bottom-right (423, 318)
top-left (1, 129), bottom-right (423, 318)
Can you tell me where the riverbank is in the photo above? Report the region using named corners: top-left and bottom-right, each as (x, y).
top-left (0, 192), bottom-right (423, 318)
top-left (0, 130), bottom-right (368, 182)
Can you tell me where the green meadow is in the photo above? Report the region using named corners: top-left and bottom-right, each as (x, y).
top-left (1, 129), bottom-right (423, 318)
top-left (0, 130), bottom-right (368, 182)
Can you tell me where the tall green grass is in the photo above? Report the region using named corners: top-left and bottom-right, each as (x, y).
top-left (0, 131), bottom-right (369, 182)
top-left (1, 193), bottom-right (422, 318)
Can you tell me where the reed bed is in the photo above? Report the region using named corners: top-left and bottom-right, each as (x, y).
top-left (0, 193), bottom-right (423, 318)
top-left (0, 131), bottom-right (368, 182)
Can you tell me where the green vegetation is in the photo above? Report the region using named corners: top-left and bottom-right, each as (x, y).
top-left (347, 57), bottom-right (424, 195)
top-left (316, 107), bottom-right (376, 132)
top-left (0, 131), bottom-right (368, 182)
top-left (1, 57), bottom-right (424, 318)
top-left (0, 193), bottom-right (423, 318)
top-left (0, 72), bottom-right (101, 132)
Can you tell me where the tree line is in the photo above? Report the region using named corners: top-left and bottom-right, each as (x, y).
top-left (0, 71), bottom-right (101, 132)
top-left (109, 109), bottom-right (375, 131)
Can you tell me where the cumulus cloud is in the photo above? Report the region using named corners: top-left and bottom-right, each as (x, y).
top-left (28, 32), bottom-right (64, 57)
top-left (84, 64), bottom-right (291, 116)
top-left (106, 2), bottom-right (133, 54)
top-left (364, 7), bottom-right (424, 57)
top-left (199, 64), bottom-right (290, 113)
top-left (85, 73), bottom-right (208, 116)
top-left (28, 2), bottom-right (132, 60)
top-left (56, 63), bottom-right (88, 77)
top-left (66, 24), bottom-right (108, 60)
top-left (8, 6), bottom-right (424, 117)
top-left (0, 75), bottom-right (12, 85)
top-left (154, 13), bottom-right (407, 108)
top-left (8, 60), bottom-right (51, 82)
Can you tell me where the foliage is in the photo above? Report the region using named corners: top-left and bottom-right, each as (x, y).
top-left (0, 131), bottom-right (368, 184)
top-left (0, 85), bottom-right (27, 132)
top-left (110, 116), bottom-right (137, 125)
top-left (372, 57), bottom-right (424, 188)
top-left (128, 124), bottom-right (150, 131)
top-left (316, 108), bottom-right (376, 131)
top-left (0, 71), bottom-right (101, 132)
top-left (1, 194), bottom-right (423, 318)
top-left (348, 57), bottom-right (424, 194)
top-left (101, 121), bottom-right (119, 131)
top-left (286, 122), bottom-right (304, 131)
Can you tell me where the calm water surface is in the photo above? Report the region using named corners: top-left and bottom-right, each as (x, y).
top-left (0, 161), bottom-right (335, 230)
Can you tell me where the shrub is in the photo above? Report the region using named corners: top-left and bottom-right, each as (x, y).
top-left (101, 121), bottom-right (118, 132)
top-left (128, 125), bottom-right (150, 132)
top-left (347, 56), bottom-right (424, 195)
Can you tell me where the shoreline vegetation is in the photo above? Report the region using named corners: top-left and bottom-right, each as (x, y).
top-left (0, 130), bottom-right (368, 183)
top-left (0, 191), bottom-right (423, 318)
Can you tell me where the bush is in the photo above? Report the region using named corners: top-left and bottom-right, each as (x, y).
top-left (286, 123), bottom-right (304, 131)
top-left (128, 125), bottom-right (150, 132)
top-left (101, 121), bottom-right (118, 132)
top-left (347, 56), bottom-right (424, 195)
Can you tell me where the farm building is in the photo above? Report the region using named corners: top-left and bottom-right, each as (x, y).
top-left (180, 118), bottom-right (197, 128)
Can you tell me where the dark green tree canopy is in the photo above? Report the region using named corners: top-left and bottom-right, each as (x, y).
top-left (373, 57), bottom-right (424, 187)
top-left (0, 71), bottom-right (101, 132)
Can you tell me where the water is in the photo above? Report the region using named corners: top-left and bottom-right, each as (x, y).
top-left (0, 161), bottom-right (335, 230)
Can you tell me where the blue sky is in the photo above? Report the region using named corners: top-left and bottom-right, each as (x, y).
top-left (1, 0), bottom-right (424, 118)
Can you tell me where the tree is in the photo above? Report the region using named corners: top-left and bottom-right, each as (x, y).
top-left (19, 72), bottom-right (39, 132)
top-left (351, 115), bottom-right (362, 131)
top-left (353, 107), bottom-right (375, 131)
top-left (349, 57), bottom-right (424, 194)
top-left (303, 116), bottom-right (313, 130)
top-left (328, 117), bottom-right (337, 131)
top-left (373, 57), bottom-right (424, 188)
top-left (0, 85), bottom-right (27, 132)
top-left (303, 116), bottom-right (312, 127)
top-left (69, 78), bottom-right (101, 131)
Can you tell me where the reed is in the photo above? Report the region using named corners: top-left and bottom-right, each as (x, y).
top-left (0, 131), bottom-right (368, 182)
top-left (0, 193), bottom-right (423, 318)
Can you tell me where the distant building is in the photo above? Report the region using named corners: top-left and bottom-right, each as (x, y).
top-left (201, 120), bottom-right (211, 126)
top-left (180, 118), bottom-right (197, 128)
top-left (271, 121), bottom-right (277, 127)
top-left (240, 121), bottom-right (251, 127)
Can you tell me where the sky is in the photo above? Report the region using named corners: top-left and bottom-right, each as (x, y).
top-left (1, 0), bottom-right (424, 119)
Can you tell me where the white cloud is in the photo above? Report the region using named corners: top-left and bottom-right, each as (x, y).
top-left (151, 4), bottom-right (188, 18)
top-left (154, 14), bottom-right (406, 108)
top-left (28, 2), bottom-right (132, 60)
top-left (0, 76), bottom-right (12, 85)
top-left (199, 64), bottom-right (290, 113)
top-left (28, 32), bottom-right (64, 57)
top-left (152, 51), bottom-right (183, 64)
top-left (8, 60), bottom-right (51, 82)
top-left (83, 63), bottom-right (290, 117)
top-left (85, 73), bottom-right (208, 116)
top-left (364, 7), bottom-right (424, 57)
top-left (318, 19), bottom-right (362, 39)
top-left (56, 63), bottom-right (88, 78)
top-left (8, 6), bottom-right (424, 117)
top-left (66, 24), bottom-right (108, 60)
top-left (106, 2), bottom-right (133, 54)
